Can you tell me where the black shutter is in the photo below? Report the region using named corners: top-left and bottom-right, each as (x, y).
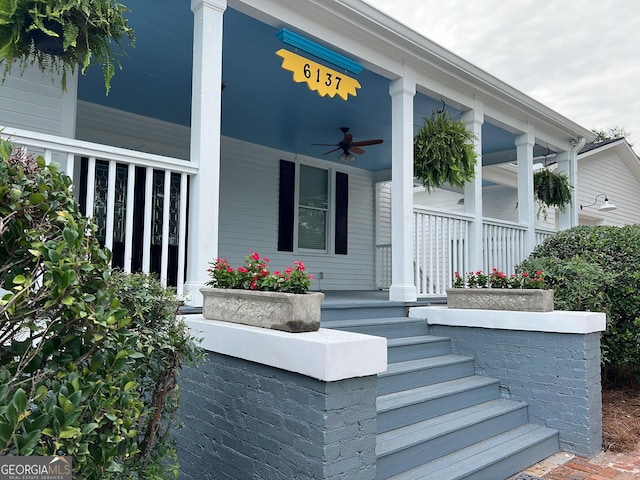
top-left (335, 172), bottom-right (348, 255)
top-left (278, 160), bottom-right (296, 251)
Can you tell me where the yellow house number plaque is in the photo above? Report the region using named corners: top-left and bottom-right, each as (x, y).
top-left (276, 49), bottom-right (361, 100)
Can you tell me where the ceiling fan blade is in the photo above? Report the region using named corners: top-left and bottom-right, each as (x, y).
top-left (349, 146), bottom-right (365, 155)
top-left (322, 147), bottom-right (342, 155)
top-left (352, 139), bottom-right (384, 147)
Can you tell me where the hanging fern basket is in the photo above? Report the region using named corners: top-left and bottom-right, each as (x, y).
top-left (533, 169), bottom-right (572, 213)
top-left (413, 110), bottom-right (478, 191)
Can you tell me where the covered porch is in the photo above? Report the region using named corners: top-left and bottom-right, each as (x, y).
top-left (0, 0), bottom-right (594, 306)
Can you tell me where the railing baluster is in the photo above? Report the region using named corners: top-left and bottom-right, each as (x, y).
top-left (160, 170), bottom-right (171, 287)
top-left (142, 167), bottom-right (153, 274)
top-left (105, 160), bottom-right (117, 253)
top-left (124, 164), bottom-right (136, 273)
top-left (176, 173), bottom-right (188, 296)
top-left (85, 157), bottom-right (96, 219)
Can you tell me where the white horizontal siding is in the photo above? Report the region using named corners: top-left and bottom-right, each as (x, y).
top-left (75, 101), bottom-right (190, 160)
top-left (0, 64), bottom-right (75, 136)
top-left (578, 152), bottom-right (640, 226)
top-left (218, 138), bottom-right (376, 291)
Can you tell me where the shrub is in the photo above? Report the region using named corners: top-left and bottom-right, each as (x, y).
top-left (519, 225), bottom-right (640, 383)
top-left (0, 139), bottom-right (200, 478)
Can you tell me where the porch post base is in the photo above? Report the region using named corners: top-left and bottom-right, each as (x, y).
top-left (183, 281), bottom-right (204, 307)
top-left (388, 284), bottom-right (417, 302)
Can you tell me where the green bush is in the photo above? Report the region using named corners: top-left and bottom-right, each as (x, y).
top-left (0, 139), bottom-right (200, 478)
top-left (519, 225), bottom-right (640, 383)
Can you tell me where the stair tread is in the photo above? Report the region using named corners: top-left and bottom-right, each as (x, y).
top-left (380, 354), bottom-right (473, 377)
top-left (321, 316), bottom-right (424, 328)
top-left (388, 424), bottom-right (558, 480)
top-left (377, 375), bottom-right (498, 413)
top-left (377, 398), bottom-right (527, 455)
top-left (386, 335), bottom-right (450, 347)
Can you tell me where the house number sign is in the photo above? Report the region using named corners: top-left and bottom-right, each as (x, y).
top-left (276, 49), bottom-right (361, 100)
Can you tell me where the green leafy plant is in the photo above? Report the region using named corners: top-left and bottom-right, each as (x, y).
top-left (520, 225), bottom-right (640, 385)
top-left (0, 138), bottom-right (200, 478)
top-left (533, 168), bottom-right (572, 216)
top-left (453, 268), bottom-right (545, 289)
top-left (0, 0), bottom-right (135, 94)
top-left (207, 251), bottom-right (313, 294)
top-left (414, 109), bottom-right (478, 191)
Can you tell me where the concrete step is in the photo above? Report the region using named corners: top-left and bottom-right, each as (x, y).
top-left (321, 316), bottom-right (429, 339)
top-left (377, 375), bottom-right (500, 433)
top-left (386, 424), bottom-right (559, 480)
top-left (378, 355), bottom-right (475, 396)
top-left (377, 398), bottom-right (529, 478)
top-left (387, 335), bottom-right (452, 362)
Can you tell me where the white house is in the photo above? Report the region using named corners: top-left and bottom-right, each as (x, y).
top-left (0, 0), bottom-right (596, 305)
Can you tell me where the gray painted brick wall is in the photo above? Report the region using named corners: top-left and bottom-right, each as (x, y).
top-left (176, 351), bottom-right (378, 479)
top-left (429, 325), bottom-right (602, 456)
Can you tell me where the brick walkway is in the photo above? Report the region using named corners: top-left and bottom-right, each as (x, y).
top-left (510, 445), bottom-right (640, 479)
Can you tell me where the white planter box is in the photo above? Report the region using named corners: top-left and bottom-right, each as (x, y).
top-left (200, 287), bottom-right (324, 332)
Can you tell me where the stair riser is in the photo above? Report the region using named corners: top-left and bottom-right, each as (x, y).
top-left (321, 305), bottom-right (409, 321)
top-left (388, 339), bottom-right (451, 363)
top-left (378, 361), bottom-right (474, 395)
top-left (456, 436), bottom-right (560, 480)
top-left (326, 322), bottom-right (429, 339)
top-left (377, 407), bottom-right (529, 479)
top-left (377, 382), bottom-right (499, 433)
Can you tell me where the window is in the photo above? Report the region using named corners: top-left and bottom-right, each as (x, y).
top-left (298, 165), bottom-right (328, 250)
top-left (278, 160), bottom-right (348, 254)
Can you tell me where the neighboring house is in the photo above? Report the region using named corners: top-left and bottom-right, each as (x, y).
top-left (577, 138), bottom-right (640, 226)
top-left (0, 0), bottom-right (595, 305)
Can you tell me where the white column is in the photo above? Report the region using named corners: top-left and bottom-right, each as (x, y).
top-left (184, 0), bottom-right (226, 307)
top-left (556, 138), bottom-right (585, 230)
top-left (463, 102), bottom-right (484, 272)
top-left (388, 66), bottom-right (417, 302)
top-left (515, 129), bottom-right (536, 256)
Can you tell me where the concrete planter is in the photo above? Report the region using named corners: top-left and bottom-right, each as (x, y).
top-left (446, 288), bottom-right (554, 312)
top-left (200, 287), bottom-right (324, 332)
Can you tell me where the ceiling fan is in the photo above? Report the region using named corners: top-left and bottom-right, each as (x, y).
top-left (312, 127), bottom-right (383, 163)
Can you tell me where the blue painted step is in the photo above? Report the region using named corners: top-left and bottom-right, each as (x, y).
top-left (377, 398), bottom-right (529, 478)
top-left (378, 355), bottom-right (475, 395)
top-left (377, 375), bottom-right (500, 433)
top-left (387, 335), bottom-right (452, 362)
top-left (321, 316), bottom-right (429, 339)
top-left (387, 424), bottom-right (559, 480)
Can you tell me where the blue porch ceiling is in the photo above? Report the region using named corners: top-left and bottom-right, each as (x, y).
top-left (77, 2), bottom-right (537, 172)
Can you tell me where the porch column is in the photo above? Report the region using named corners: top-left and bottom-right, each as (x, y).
top-left (557, 138), bottom-right (585, 230)
top-left (184, 0), bottom-right (227, 307)
top-left (463, 102), bottom-right (484, 273)
top-left (388, 66), bottom-right (417, 302)
top-left (516, 129), bottom-right (536, 256)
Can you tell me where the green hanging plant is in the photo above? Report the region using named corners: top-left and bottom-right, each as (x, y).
top-left (533, 168), bottom-right (572, 213)
top-left (0, 0), bottom-right (135, 94)
top-left (413, 109), bottom-right (478, 191)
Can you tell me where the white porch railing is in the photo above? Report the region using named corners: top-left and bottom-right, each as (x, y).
top-left (2, 127), bottom-right (197, 294)
top-left (375, 207), bottom-right (558, 297)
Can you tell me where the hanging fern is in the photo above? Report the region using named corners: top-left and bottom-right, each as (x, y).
top-left (413, 110), bottom-right (478, 191)
top-left (533, 168), bottom-right (572, 213)
top-left (0, 0), bottom-right (135, 94)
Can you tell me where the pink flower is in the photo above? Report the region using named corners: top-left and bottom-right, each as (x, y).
top-left (251, 251), bottom-right (260, 261)
top-left (237, 267), bottom-right (248, 273)
top-left (285, 266), bottom-right (293, 274)
top-left (227, 267), bottom-right (233, 273)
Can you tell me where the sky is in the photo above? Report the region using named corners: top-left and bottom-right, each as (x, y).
top-left (366, 0), bottom-right (640, 151)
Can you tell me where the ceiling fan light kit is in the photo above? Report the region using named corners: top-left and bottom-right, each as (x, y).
top-left (312, 127), bottom-right (383, 163)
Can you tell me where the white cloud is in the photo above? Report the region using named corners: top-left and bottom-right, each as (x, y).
top-left (366, 0), bottom-right (640, 149)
